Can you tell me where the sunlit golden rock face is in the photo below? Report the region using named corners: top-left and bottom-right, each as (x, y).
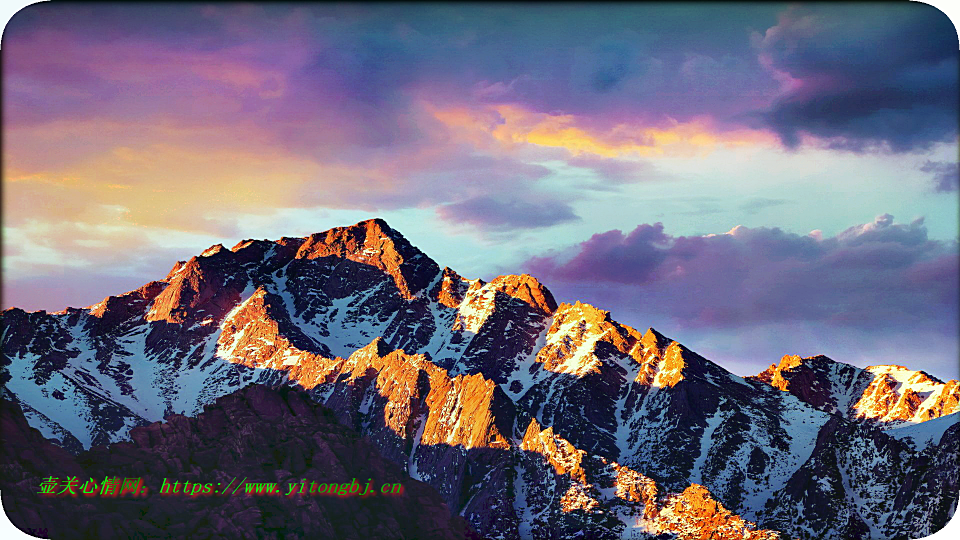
top-left (852, 366), bottom-right (960, 425)
top-left (520, 418), bottom-right (588, 481)
top-left (216, 312), bottom-right (514, 451)
top-left (532, 301), bottom-right (687, 386)
top-left (434, 267), bottom-right (470, 309)
top-left (656, 484), bottom-right (782, 540)
top-left (487, 274), bottom-right (558, 316)
top-left (293, 218), bottom-right (440, 300)
top-left (754, 355), bottom-right (960, 427)
top-left (517, 418), bottom-right (782, 539)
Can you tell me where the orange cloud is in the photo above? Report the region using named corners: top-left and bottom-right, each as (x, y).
top-left (429, 102), bottom-right (776, 158)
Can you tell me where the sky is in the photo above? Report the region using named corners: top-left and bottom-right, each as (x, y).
top-left (2, 3), bottom-right (958, 380)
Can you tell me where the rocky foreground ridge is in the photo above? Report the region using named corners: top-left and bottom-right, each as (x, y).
top-left (2, 218), bottom-right (958, 539)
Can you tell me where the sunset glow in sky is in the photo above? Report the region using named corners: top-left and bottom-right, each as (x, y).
top-left (3, 3), bottom-right (958, 378)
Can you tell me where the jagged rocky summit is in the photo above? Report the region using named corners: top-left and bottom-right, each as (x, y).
top-left (2, 218), bottom-right (958, 539)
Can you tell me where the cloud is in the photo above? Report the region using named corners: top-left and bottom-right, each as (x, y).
top-left (429, 104), bottom-right (776, 159)
top-left (569, 31), bottom-right (663, 94)
top-left (2, 3), bottom-right (776, 233)
top-left (525, 214), bottom-right (958, 333)
top-left (4, 144), bottom-right (324, 236)
top-left (1, 218), bottom-right (209, 312)
top-left (5, 4), bottom-right (957, 320)
top-left (527, 224), bottom-right (671, 284)
top-left (752, 4), bottom-right (959, 151)
top-left (436, 196), bottom-right (579, 230)
top-left (3, 220), bottom-right (204, 274)
top-left (920, 160), bottom-right (960, 193)
top-left (564, 155), bottom-right (660, 185)
top-left (18, 3), bottom-right (952, 161)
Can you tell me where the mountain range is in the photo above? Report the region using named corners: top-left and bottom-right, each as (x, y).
top-left (2, 218), bottom-right (958, 539)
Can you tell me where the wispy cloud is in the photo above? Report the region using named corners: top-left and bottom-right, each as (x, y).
top-left (920, 160), bottom-right (960, 193)
top-left (437, 196), bottom-right (579, 229)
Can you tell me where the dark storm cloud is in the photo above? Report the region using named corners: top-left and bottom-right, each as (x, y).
top-left (753, 4), bottom-right (959, 152)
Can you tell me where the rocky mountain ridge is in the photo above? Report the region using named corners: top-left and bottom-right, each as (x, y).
top-left (753, 354), bottom-right (959, 428)
top-left (3, 218), bottom-right (958, 539)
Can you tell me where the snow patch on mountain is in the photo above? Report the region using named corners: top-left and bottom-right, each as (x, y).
top-left (885, 411), bottom-right (960, 448)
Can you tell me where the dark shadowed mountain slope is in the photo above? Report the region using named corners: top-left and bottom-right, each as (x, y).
top-left (0, 384), bottom-right (482, 540)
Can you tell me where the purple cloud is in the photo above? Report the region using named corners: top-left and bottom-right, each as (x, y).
top-left (525, 214), bottom-right (958, 333)
top-left (3, 5), bottom-right (781, 147)
top-left (527, 224), bottom-right (670, 283)
top-left (11, 4), bottom-right (951, 158)
top-left (920, 161), bottom-right (960, 193)
top-left (565, 155), bottom-right (660, 185)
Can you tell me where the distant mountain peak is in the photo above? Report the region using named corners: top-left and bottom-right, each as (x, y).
top-left (357, 335), bottom-right (395, 359)
top-left (433, 266), bottom-right (469, 308)
top-left (164, 260), bottom-right (188, 280)
top-left (752, 353), bottom-right (960, 427)
top-left (294, 218), bottom-right (439, 299)
top-left (299, 218), bottom-right (405, 254)
top-left (556, 300), bottom-right (613, 324)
